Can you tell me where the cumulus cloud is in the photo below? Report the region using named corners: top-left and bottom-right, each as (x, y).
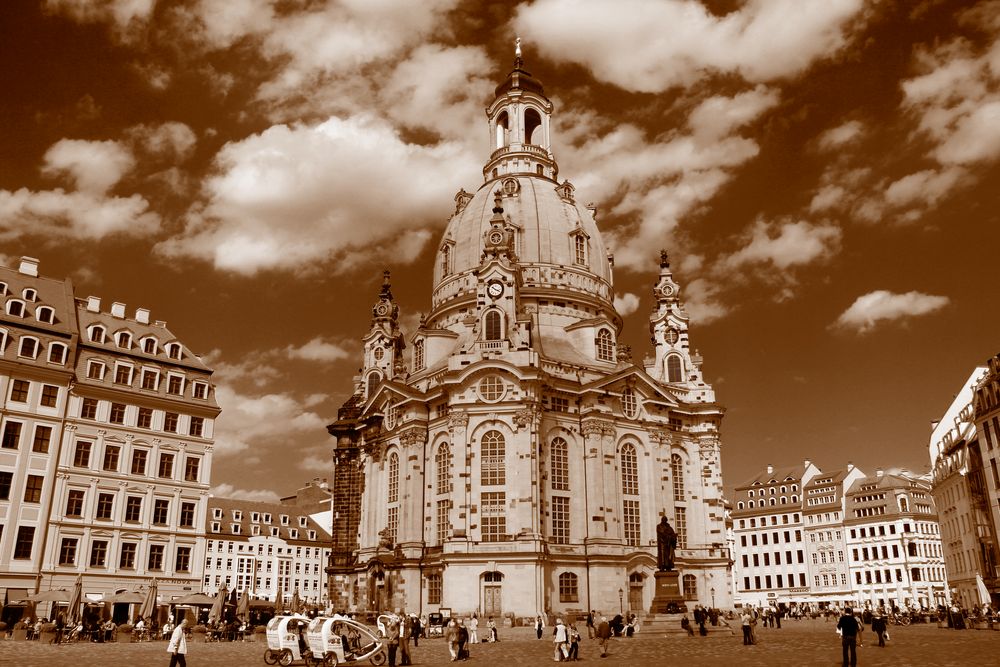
top-left (42, 138), bottom-right (135, 194)
top-left (721, 219), bottom-right (842, 271)
top-left (833, 290), bottom-right (950, 333)
top-left (515, 0), bottom-right (868, 93)
top-left (614, 292), bottom-right (641, 316)
top-left (210, 483), bottom-right (281, 503)
top-left (817, 120), bottom-right (865, 151)
top-left (285, 337), bottom-right (354, 363)
top-left (155, 114), bottom-right (477, 274)
top-left (212, 384), bottom-right (327, 456)
top-left (44, 0), bottom-right (156, 35)
top-left (127, 121), bottom-right (198, 161)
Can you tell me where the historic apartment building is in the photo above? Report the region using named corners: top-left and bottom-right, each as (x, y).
top-left (0, 257), bottom-right (220, 607)
top-left (327, 50), bottom-right (730, 618)
top-left (931, 364), bottom-right (1000, 608)
top-left (204, 496), bottom-right (331, 607)
top-left (972, 353), bottom-right (1000, 606)
top-left (734, 461), bottom-right (948, 609)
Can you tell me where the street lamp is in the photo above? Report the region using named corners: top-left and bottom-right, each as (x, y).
top-left (711, 587), bottom-right (716, 609)
top-left (619, 588), bottom-right (624, 614)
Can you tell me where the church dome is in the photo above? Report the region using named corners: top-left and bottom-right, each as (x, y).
top-left (431, 175), bottom-right (614, 309)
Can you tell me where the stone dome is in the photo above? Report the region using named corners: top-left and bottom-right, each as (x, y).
top-left (431, 174), bottom-right (613, 308)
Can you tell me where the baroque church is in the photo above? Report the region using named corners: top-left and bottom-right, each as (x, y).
top-left (327, 48), bottom-right (730, 619)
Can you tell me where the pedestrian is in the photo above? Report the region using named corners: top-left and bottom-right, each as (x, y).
top-left (775, 607), bottom-right (782, 629)
top-left (586, 610), bottom-right (595, 639)
top-left (682, 614), bottom-right (695, 637)
top-left (487, 616), bottom-right (498, 642)
top-left (167, 618), bottom-right (188, 667)
top-left (553, 617), bottom-right (567, 661)
top-left (400, 614), bottom-right (412, 666)
top-left (740, 609), bottom-right (752, 646)
top-left (837, 607), bottom-right (861, 667)
top-left (445, 618), bottom-right (460, 661)
top-left (535, 615), bottom-right (545, 639)
top-left (568, 623), bottom-right (581, 661)
top-left (469, 614), bottom-right (478, 644)
top-left (596, 616), bottom-right (611, 658)
top-left (386, 615), bottom-right (400, 667)
top-left (54, 611), bottom-right (65, 644)
top-left (871, 612), bottom-right (887, 648)
top-left (457, 618), bottom-right (469, 660)
top-left (412, 614), bottom-right (421, 647)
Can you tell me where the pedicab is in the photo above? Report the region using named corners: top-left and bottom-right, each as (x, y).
top-left (264, 614), bottom-right (317, 666)
top-left (306, 614), bottom-right (387, 666)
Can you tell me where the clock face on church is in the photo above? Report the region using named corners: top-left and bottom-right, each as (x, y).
top-left (487, 281), bottom-right (504, 298)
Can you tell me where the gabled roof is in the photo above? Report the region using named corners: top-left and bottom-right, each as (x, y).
top-left (737, 465), bottom-right (802, 489)
top-left (580, 365), bottom-right (680, 408)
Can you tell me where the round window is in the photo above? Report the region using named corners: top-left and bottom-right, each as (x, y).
top-left (621, 388), bottom-right (639, 419)
top-left (478, 376), bottom-right (506, 402)
top-left (373, 347), bottom-right (384, 360)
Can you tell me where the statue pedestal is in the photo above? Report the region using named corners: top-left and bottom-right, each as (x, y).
top-left (649, 570), bottom-right (685, 613)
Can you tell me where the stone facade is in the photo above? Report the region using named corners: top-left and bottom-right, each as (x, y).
top-left (326, 54), bottom-right (730, 619)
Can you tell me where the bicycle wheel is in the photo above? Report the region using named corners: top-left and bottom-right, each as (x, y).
top-left (264, 648), bottom-right (279, 665)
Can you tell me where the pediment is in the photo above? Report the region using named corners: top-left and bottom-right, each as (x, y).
top-left (581, 366), bottom-right (680, 408)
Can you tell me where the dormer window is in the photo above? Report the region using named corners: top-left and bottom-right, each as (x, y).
top-left (192, 381), bottom-right (209, 400)
top-left (22, 288), bottom-right (37, 302)
top-left (271, 527), bottom-right (279, 537)
top-left (141, 337), bottom-right (157, 354)
top-left (263, 513), bottom-right (272, 523)
top-left (0, 283), bottom-right (6, 295)
top-left (251, 512), bottom-right (260, 523)
top-left (575, 235), bottom-right (586, 264)
top-left (212, 508), bottom-right (222, 519)
top-left (89, 325), bottom-right (106, 344)
top-left (36, 306), bottom-right (55, 324)
top-left (289, 528), bottom-right (298, 539)
top-left (233, 510), bottom-right (242, 521)
top-left (308, 530), bottom-right (316, 540)
top-left (6, 300), bottom-right (25, 317)
top-left (165, 342), bottom-right (182, 360)
top-left (280, 514), bottom-right (289, 526)
top-left (0, 328), bottom-right (7, 352)
top-left (595, 328), bottom-right (615, 362)
top-left (299, 516), bottom-right (308, 527)
top-left (556, 180), bottom-right (575, 203)
top-left (18, 336), bottom-right (39, 359)
top-left (48, 342), bottom-right (68, 365)
top-left (115, 332), bottom-right (132, 349)
top-left (231, 524), bottom-right (241, 534)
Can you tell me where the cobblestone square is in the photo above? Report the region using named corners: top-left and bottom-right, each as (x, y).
top-left (4, 621), bottom-right (999, 667)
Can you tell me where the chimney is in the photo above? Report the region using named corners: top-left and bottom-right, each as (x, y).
top-left (155, 320), bottom-right (168, 328)
top-left (847, 461), bottom-right (855, 473)
top-left (110, 302), bottom-right (126, 318)
top-left (86, 296), bottom-right (101, 313)
top-left (930, 419), bottom-right (940, 432)
top-left (18, 256), bottom-right (39, 277)
top-left (803, 459), bottom-right (811, 470)
top-left (766, 464), bottom-right (774, 475)
top-left (876, 468), bottom-right (884, 479)
top-left (135, 308), bottom-right (150, 324)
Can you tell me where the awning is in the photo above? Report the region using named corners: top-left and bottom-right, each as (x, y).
top-left (4, 588), bottom-right (30, 606)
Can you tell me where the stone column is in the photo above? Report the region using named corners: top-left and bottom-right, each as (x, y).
top-left (447, 412), bottom-right (470, 541)
top-left (582, 420), bottom-right (608, 542)
top-left (515, 405), bottom-right (541, 538)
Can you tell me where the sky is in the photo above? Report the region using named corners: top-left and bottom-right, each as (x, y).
top-left (2, 0), bottom-right (999, 502)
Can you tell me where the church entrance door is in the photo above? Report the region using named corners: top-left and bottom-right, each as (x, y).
top-left (484, 586), bottom-right (502, 616)
top-left (629, 586), bottom-right (643, 612)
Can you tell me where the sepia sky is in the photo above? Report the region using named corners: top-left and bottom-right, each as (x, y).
top-left (2, 0), bottom-right (999, 502)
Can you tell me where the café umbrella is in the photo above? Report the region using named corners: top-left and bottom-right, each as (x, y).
top-left (138, 578), bottom-right (158, 621)
top-left (236, 587), bottom-right (250, 623)
top-left (290, 588), bottom-right (301, 614)
top-left (209, 585), bottom-right (228, 624)
top-left (67, 574), bottom-right (84, 626)
top-left (273, 583), bottom-right (284, 614)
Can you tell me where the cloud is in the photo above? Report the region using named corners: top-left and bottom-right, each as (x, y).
top-left (515, 0), bottom-right (868, 93)
top-left (42, 138), bottom-right (135, 194)
top-left (286, 337), bottom-right (354, 363)
top-left (209, 483), bottom-right (281, 503)
top-left (721, 219), bottom-right (842, 271)
top-left (44, 0), bottom-right (156, 34)
top-left (817, 120), bottom-right (865, 151)
top-left (833, 290), bottom-right (950, 333)
top-left (212, 384), bottom-right (327, 456)
top-left (128, 121), bottom-right (198, 161)
top-left (614, 292), bottom-right (641, 316)
top-left (155, 114), bottom-right (477, 274)
top-left (681, 277), bottom-right (729, 324)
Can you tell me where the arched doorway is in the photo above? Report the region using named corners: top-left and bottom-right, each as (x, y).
top-left (628, 573), bottom-right (644, 613)
top-left (481, 571), bottom-right (503, 616)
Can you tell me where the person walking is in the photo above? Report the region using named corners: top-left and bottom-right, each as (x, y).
top-left (487, 616), bottom-right (498, 642)
top-left (457, 618), bottom-right (469, 660)
top-left (400, 614), bottom-right (412, 666)
top-left (740, 609), bottom-right (752, 646)
top-left (54, 611), bottom-right (65, 644)
top-left (567, 623), bottom-right (581, 661)
top-left (411, 614), bottom-right (421, 647)
top-left (386, 616), bottom-right (400, 667)
top-left (837, 607), bottom-right (861, 667)
top-left (871, 612), bottom-right (887, 648)
top-left (553, 618), bottom-right (567, 661)
top-left (469, 614), bottom-right (478, 644)
top-left (586, 611), bottom-right (595, 639)
top-left (167, 618), bottom-right (188, 667)
top-left (445, 618), bottom-right (460, 661)
top-left (595, 616), bottom-right (611, 658)
top-left (535, 615), bottom-right (545, 640)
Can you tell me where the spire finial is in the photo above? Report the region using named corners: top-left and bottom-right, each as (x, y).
top-left (493, 190), bottom-right (504, 214)
top-left (659, 250), bottom-right (670, 269)
top-left (515, 37), bottom-right (522, 59)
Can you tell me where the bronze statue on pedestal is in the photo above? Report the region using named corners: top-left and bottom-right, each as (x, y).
top-left (656, 516), bottom-right (677, 571)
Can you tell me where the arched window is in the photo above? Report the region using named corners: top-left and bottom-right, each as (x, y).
top-left (524, 108), bottom-right (543, 145)
top-left (6, 300), bottom-right (24, 317)
top-left (748, 500), bottom-right (755, 508)
top-left (48, 342), bottom-right (68, 365)
top-left (899, 497), bottom-right (908, 513)
top-left (22, 288), bottom-right (36, 302)
top-left (116, 331), bottom-right (132, 349)
top-left (596, 328), bottom-right (614, 362)
top-left (551, 437), bottom-right (569, 491)
top-left (667, 355), bottom-right (683, 382)
top-left (574, 235), bottom-right (587, 264)
top-left (682, 574), bottom-right (697, 599)
top-left (737, 501), bottom-right (744, 510)
top-left (366, 372), bottom-right (381, 398)
top-left (436, 444), bottom-right (451, 495)
top-left (441, 245), bottom-right (451, 276)
top-left (481, 430), bottom-right (505, 486)
top-left (484, 310), bottom-right (502, 341)
top-left (18, 336), bottom-right (39, 359)
top-left (769, 498), bottom-right (776, 506)
top-left (671, 454), bottom-right (684, 501)
top-left (495, 111), bottom-right (509, 148)
top-left (142, 337), bottom-right (157, 354)
top-left (166, 342), bottom-right (182, 359)
top-left (88, 325), bottom-right (105, 343)
top-left (413, 339), bottom-right (425, 372)
top-left (621, 443), bottom-right (640, 547)
top-left (558, 572), bottom-right (579, 602)
top-left (388, 452), bottom-right (399, 503)
top-left (36, 306), bottom-right (55, 324)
